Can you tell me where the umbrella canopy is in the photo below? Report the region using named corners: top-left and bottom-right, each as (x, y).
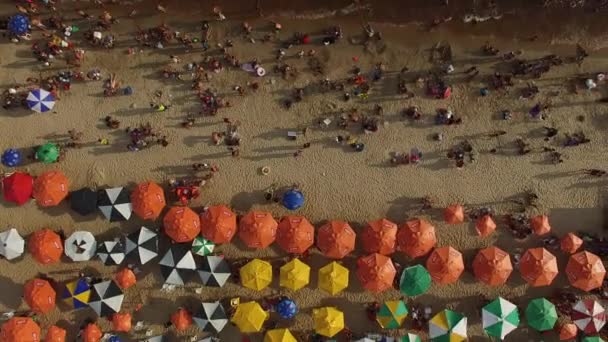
top-left (377, 300), bottom-right (408, 329)
top-left (282, 189), bottom-right (304, 210)
top-left (197, 255), bottom-right (231, 287)
top-left (97, 241), bottom-right (125, 265)
top-left (114, 268), bottom-right (137, 289)
top-left (8, 14), bottom-right (29, 35)
top-left (159, 245), bottom-right (196, 285)
top-left (241, 258), bottom-right (272, 291)
top-left (163, 207), bottom-right (200, 243)
top-left (318, 261), bottom-right (349, 295)
top-left (561, 233), bottom-right (583, 254)
top-left (401, 333), bottom-right (422, 342)
top-left (69, 188), bottom-right (98, 216)
top-left (192, 236), bottom-right (215, 256)
top-left (0, 228), bottom-right (25, 260)
top-left (124, 226), bottom-right (158, 265)
top-left (2, 172), bottom-right (33, 205)
top-left (396, 218), bottom-right (436, 258)
top-left (361, 218), bottom-right (397, 255)
top-left (89, 280), bottom-right (124, 317)
top-left (399, 264), bottom-right (431, 296)
top-left (264, 329), bottom-right (297, 342)
top-left (64, 231), bottom-right (96, 262)
top-left (572, 299), bottom-right (606, 334)
top-left (472, 246), bottom-right (513, 286)
top-left (582, 337), bottom-right (605, 342)
top-left (426, 246), bottom-right (464, 285)
top-left (566, 251), bottom-right (606, 291)
top-left (62, 278), bottom-right (91, 309)
top-left (476, 215), bottom-right (496, 237)
top-left (45, 325), bottom-right (66, 342)
top-left (317, 220), bottom-right (356, 259)
top-left (0, 317), bottom-right (40, 342)
top-left (27, 88), bottom-right (55, 113)
top-left (530, 215), bottom-right (551, 236)
top-left (276, 298), bottom-right (298, 319)
top-left (29, 229), bottom-right (63, 264)
top-left (231, 301), bottom-right (268, 333)
top-left (444, 204), bottom-right (465, 224)
top-left (280, 258), bottom-right (310, 291)
top-left (98, 187), bottom-right (132, 222)
top-left (35, 143), bottom-right (60, 164)
top-left (2, 148), bottom-right (21, 167)
top-left (525, 298), bottom-right (557, 332)
top-left (276, 215), bottom-right (314, 254)
top-left (193, 301), bottom-right (228, 333)
top-left (429, 309), bottom-right (467, 342)
top-left (313, 307), bottom-right (344, 338)
top-left (171, 308), bottom-right (192, 331)
top-left (33, 170), bottom-right (69, 207)
top-left (356, 253), bottom-right (396, 293)
top-left (199, 205), bottom-right (237, 244)
top-left (82, 323), bottom-right (102, 342)
top-left (130, 181), bottom-right (166, 220)
top-left (519, 247), bottom-right (558, 287)
top-left (239, 211), bottom-right (277, 248)
top-left (112, 312), bottom-right (132, 332)
top-left (558, 323), bottom-right (577, 340)
top-left (24, 278), bottom-right (56, 314)
top-left (482, 297), bottom-right (520, 340)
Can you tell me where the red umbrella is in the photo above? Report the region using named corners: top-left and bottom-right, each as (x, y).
top-left (572, 299), bottom-right (606, 334)
top-left (2, 172), bottom-right (33, 205)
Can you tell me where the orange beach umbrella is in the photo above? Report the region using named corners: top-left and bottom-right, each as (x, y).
top-left (276, 215), bottom-right (314, 254)
top-left (519, 247), bottom-right (558, 287)
top-left (472, 246), bottom-right (513, 286)
top-left (82, 323), bottom-right (102, 342)
top-left (239, 211), bottom-right (278, 248)
top-left (530, 215), bottom-right (551, 236)
top-left (565, 251), bottom-right (606, 291)
top-left (200, 204), bottom-right (237, 244)
top-left (130, 181), bottom-right (166, 220)
top-left (317, 220), bottom-right (356, 259)
top-left (1, 317), bottom-right (41, 342)
top-left (23, 278), bottom-right (56, 314)
top-left (356, 253), bottom-right (396, 293)
top-left (444, 204), bottom-right (465, 224)
top-left (114, 268), bottom-right (137, 289)
top-left (44, 325), bottom-right (66, 342)
top-left (111, 312), bottom-right (132, 332)
top-left (163, 207), bottom-right (200, 243)
top-left (171, 308), bottom-right (192, 331)
top-left (426, 246), bottom-right (464, 285)
top-left (475, 215), bottom-right (496, 237)
top-left (28, 229), bottom-right (63, 265)
top-left (361, 219), bottom-right (397, 255)
top-left (560, 233), bottom-right (583, 254)
top-left (396, 219), bottom-right (436, 258)
top-left (33, 170), bottom-right (69, 207)
top-left (558, 323), bottom-right (577, 340)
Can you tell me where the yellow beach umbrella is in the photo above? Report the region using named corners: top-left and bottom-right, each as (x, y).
top-left (240, 258), bottom-right (273, 291)
top-left (318, 261), bottom-right (349, 295)
top-left (231, 301), bottom-right (269, 333)
top-left (313, 307), bottom-right (345, 337)
top-left (280, 258), bottom-right (310, 290)
top-left (264, 328), bottom-right (297, 342)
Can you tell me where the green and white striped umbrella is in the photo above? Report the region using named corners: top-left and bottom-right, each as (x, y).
top-left (401, 333), bottom-right (421, 342)
top-left (192, 237), bottom-right (215, 256)
top-left (482, 297), bottom-right (520, 340)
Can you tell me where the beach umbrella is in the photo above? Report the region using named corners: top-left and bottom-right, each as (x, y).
top-left (530, 215), bottom-right (551, 236)
top-left (444, 204), bottom-right (465, 224)
top-left (472, 246), bottom-right (513, 286)
top-left (193, 301), bottom-right (228, 333)
top-left (143, 336), bottom-right (169, 342)
top-left (396, 218), bottom-right (436, 258)
top-left (376, 300), bottom-right (408, 329)
top-left (429, 309), bottom-right (467, 341)
top-left (45, 325), bottom-right (67, 342)
top-left (64, 231), bottom-right (96, 262)
top-left (240, 258), bottom-right (272, 291)
top-left (2, 171), bottom-right (33, 205)
top-left (399, 264), bottom-right (431, 296)
top-left (29, 229), bottom-right (63, 264)
top-left (239, 211), bottom-right (278, 248)
top-left (361, 218), bottom-right (397, 255)
top-left (401, 333), bottom-right (421, 342)
top-left (525, 298), bottom-right (557, 332)
top-left (482, 297), bottom-right (520, 340)
top-left (112, 312), bottom-right (132, 332)
top-left (82, 323), bottom-right (102, 342)
top-left (0, 228), bottom-right (25, 260)
top-left (163, 207), bottom-right (200, 243)
top-left (171, 308), bottom-right (192, 331)
top-left (317, 220), bottom-right (356, 259)
top-left (572, 299), bottom-right (606, 334)
top-left (35, 143), bottom-right (60, 164)
top-left (197, 255), bottom-right (231, 287)
top-left (159, 245), bottom-right (196, 285)
top-left (98, 187), bottom-right (132, 222)
top-left (566, 251), bottom-right (606, 291)
top-left (276, 215), bottom-right (314, 254)
top-left (558, 323), bottom-right (577, 340)
top-left (24, 278), bottom-right (56, 314)
top-left (0, 317), bottom-right (40, 342)
top-left (96, 241), bottom-right (125, 265)
top-left (282, 189), bottom-right (304, 210)
top-left (519, 247), bottom-right (558, 287)
top-left (264, 329), bottom-right (297, 342)
top-left (27, 88), bottom-right (55, 113)
top-left (124, 226), bottom-right (158, 265)
top-left (318, 261), bottom-right (349, 294)
top-left (276, 298), bottom-right (298, 319)
top-left (280, 258), bottom-right (310, 290)
top-left (583, 337), bottom-right (605, 342)
top-left (1, 148), bottom-right (21, 167)
top-left (88, 280), bottom-right (124, 317)
top-left (62, 278), bottom-right (91, 309)
top-left (426, 246), bottom-right (464, 285)
top-left (69, 188), bottom-right (98, 216)
top-left (356, 253), bottom-right (396, 293)
top-left (476, 215), bottom-right (496, 237)
top-left (313, 307), bottom-right (344, 338)
top-left (130, 181), bottom-right (166, 220)
top-left (231, 301), bottom-right (268, 333)
top-left (33, 170), bottom-right (69, 207)
top-left (561, 233), bottom-right (583, 254)
top-left (114, 268), bottom-right (137, 289)
top-left (199, 204), bottom-right (237, 244)
top-left (192, 236), bottom-right (215, 256)
top-left (8, 14), bottom-right (29, 35)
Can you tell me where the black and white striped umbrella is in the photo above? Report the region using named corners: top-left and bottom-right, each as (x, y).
top-left (198, 255), bottom-right (231, 287)
top-left (88, 280), bottom-right (124, 317)
top-left (193, 301), bottom-right (228, 333)
top-left (98, 187), bottom-right (132, 222)
top-left (159, 245), bottom-right (196, 285)
top-left (97, 241), bottom-right (125, 265)
top-left (124, 226), bottom-right (159, 265)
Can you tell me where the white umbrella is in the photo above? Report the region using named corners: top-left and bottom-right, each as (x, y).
top-left (64, 231), bottom-right (97, 261)
top-left (26, 88), bottom-right (55, 113)
top-left (0, 228), bottom-right (24, 260)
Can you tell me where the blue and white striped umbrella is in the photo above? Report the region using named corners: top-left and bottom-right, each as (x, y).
top-left (26, 89), bottom-right (55, 113)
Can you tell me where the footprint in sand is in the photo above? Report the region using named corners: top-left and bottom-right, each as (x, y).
top-left (87, 162), bottom-right (106, 187)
